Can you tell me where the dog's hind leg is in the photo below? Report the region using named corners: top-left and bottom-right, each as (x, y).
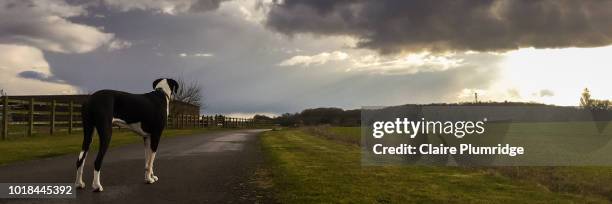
top-left (92, 119), bottom-right (112, 192)
top-left (75, 104), bottom-right (93, 189)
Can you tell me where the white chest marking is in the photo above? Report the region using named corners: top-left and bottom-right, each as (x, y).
top-left (165, 97), bottom-right (169, 116)
top-left (154, 79), bottom-right (172, 116)
top-left (112, 118), bottom-right (150, 136)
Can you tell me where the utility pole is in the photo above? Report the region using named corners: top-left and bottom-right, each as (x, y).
top-left (474, 92), bottom-right (478, 103)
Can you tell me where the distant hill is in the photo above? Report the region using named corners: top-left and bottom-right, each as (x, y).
top-left (273, 102), bottom-right (609, 127)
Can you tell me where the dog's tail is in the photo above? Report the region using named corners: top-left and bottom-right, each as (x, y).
top-left (76, 101), bottom-right (94, 168)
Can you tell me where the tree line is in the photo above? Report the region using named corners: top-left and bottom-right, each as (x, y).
top-left (259, 89), bottom-right (610, 127)
top-left (580, 88), bottom-right (611, 111)
top-left (254, 108), bottom-right (360, 127)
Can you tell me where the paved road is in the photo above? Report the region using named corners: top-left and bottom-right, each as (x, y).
top-left (0, 129), bottom-right (272, 203)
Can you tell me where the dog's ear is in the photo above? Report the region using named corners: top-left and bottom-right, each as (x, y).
top-left (167, 79), bottom-right (179, 94)
top-left (152, 78), bottom-right (163, 90)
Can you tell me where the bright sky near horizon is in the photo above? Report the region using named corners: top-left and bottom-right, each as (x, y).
top-left (0, 0), bottom-right (611, 116)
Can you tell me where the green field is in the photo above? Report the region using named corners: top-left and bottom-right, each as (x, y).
top-left (260, 126), bottom-right (612, 203)
top-left (0, 128), bottom-right (223, 166)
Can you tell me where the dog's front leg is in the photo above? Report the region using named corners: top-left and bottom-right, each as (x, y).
top-left (148, 151), bottom-right (158, 182)
top-left (143, 136), bottom-right (156, 183)
top-left (147, 133), bottom-right (161, 183)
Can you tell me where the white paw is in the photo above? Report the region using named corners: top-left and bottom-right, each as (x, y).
top-left (145, 176), bottom-right (156, 184)
top-left (92, 184), bottom-right (103, 192)
top-left (75, 181), bottom-right (85, 189)
top-left (152, 175), bottom-right (159, 182)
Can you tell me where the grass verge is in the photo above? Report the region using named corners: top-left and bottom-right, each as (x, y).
top-left (260, 129), bottom-right (609, 203)
top-left (0, 128), bottom-right (224, 166)
top-left (310, 125), bottom-right (612, 201)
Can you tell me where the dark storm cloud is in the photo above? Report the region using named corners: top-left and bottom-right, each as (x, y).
top-left (17, 71), bottom-right (66, 84)
top-left (266, 0), bottom-right (612, 54)
top-left (189, 0), bottom-right (229, 12)
top-left (92, 0), bottom-right (231, 14)
top-left (36, 1), bottom-right (506, 115)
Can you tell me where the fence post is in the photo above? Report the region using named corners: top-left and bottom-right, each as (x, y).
top-left (28, 98), bottom-right (34, 136)
top-left (69, 101), bottom-right (74, 134)
top-left (181, 115), bottom-right (184, 129)
top-left (50, 100), bottom-right (56, 135)
top-left (2, 96), bottom-right (8, 140)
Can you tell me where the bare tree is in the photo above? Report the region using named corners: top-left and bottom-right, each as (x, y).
top-left (580, 88), bottom-right (592, 108)
top-left (174, 77), bottom-right (203, 106)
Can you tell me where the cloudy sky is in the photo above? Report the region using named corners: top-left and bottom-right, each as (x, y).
top-left (1, 0), bottom-right (612, 116)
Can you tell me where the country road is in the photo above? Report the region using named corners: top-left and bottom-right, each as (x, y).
top-left (0, 129), bottom-right (272, 203)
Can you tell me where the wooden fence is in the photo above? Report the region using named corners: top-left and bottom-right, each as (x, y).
top-left (166, 115), bottom-right (259, 129)
top-left (0, 96), bottom-right (272, 140)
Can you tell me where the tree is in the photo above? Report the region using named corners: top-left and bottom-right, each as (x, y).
top-left (174, 77), bottom-right (203, 107)
top-left (593, 100), bottom-right (611, 111)
top-left (580, 88), bottom-right (610, 110)
top-left (253, 114), bottom-right (273, 121)
top-left (580, 88), bottom-right (592, 109)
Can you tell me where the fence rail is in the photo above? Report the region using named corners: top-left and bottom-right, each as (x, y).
top-left (0, 96), bottom-right (273, 140)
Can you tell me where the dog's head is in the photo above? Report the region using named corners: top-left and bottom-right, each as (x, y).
top-left (153, 78), bottom-right (179, 99)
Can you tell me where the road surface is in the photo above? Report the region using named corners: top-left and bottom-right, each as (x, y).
top-left (0, 129), bottom-right (272, 203)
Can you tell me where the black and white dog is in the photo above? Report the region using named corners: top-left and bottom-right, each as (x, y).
top-left (75, 78), bottom-right (179, 192)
